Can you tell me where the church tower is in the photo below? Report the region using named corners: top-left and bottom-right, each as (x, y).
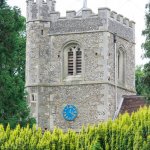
top-left (26, 0), bottom-right (136, 131)
top-left (26, 0), bottom-right (56, 126)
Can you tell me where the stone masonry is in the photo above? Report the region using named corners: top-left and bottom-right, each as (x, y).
top-left (26, 0), bottom-right (136, 131)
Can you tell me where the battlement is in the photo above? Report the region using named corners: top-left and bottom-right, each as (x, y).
top-left (110, 11), bottom-right (135, 28)
top-left (27, 1), bottom-right (135, 29)
top-left (49, 8), bottom-right (135, 29)
top-left (26, 2), bottom-right (135, 42)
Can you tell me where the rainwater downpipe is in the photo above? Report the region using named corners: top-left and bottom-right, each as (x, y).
top-left (114, 33), bottom-right (118, 111)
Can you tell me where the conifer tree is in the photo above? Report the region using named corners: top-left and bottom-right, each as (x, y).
top-left (0, 1), bottom-right (35, 128)
top-left (142, 2), bottom-right (150, 100)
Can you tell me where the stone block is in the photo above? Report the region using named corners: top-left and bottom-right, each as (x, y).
top-left (117, 14), bottom-right (123, 23)
top-left (82, 9), bottom-right (92, 18)
top-left (66, 11), bottom-right (76, 19)
top-left (129, 21), bottom-right (135, 28)
top-left (123, 18), bottom-right (129, 26)
top-left (50, 11), bottom-right (60, 22)
top-left (98, 7), bottom-right (111, 18)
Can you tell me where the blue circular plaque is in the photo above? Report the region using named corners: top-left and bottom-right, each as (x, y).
top-left (63, 105), bottom-right (78, 121)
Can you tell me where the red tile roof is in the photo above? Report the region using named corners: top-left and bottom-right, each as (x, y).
top-left (113, 95), bottom-right (148, 120)
top-left (119, 95), bottom-right (147, 114)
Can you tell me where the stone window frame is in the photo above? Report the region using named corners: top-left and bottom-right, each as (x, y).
top-left (62, 41), bottom-right (84, 81)
top-left (117, 46), bottom-right (126, 86)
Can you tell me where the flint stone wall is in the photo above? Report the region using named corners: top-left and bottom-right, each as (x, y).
top-left (27, 83), bottom-right (135, 131)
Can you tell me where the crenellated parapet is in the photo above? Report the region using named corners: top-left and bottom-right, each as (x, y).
top-left (26, 2), bottom-right (135, 29)
top-left (48, 8), bottom-right (135, 42)
top-left (26, 1), bottom-right (135, 42)
top-left (110, 11), bottom-right (135, 28)
top-left (48, 8), bottom-right (135, 29)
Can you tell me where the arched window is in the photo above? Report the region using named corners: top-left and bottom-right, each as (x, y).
top-left (118, 47), bottom-right (126, 85)
top-left (64, 43), bottom-right (82, 78)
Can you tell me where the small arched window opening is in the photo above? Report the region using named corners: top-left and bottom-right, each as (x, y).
top-left (118, 47), bottom-right (126, 85)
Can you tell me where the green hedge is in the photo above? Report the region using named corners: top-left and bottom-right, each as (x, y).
top-left (0, 107), bottom-right (150, 150)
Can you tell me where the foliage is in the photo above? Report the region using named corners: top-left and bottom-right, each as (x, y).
top-left (0, 107), bottom-right (150, 150)
top-left (0, 1), bottom-right (35, 128)
top-left (141, 2), bottom-right (150, 100)
top-left (0, 0), bottom-right (4, 6)
top-left (135, 66), bottom-right (145, 95)
top-left (135, 66), bottom-right (150, 100)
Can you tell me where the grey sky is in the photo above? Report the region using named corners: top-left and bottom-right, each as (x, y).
top-left (7, 0), bottom-right (149, 65)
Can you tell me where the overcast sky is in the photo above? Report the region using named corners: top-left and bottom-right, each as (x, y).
top-left (7, 0), bottom-right (149, 66)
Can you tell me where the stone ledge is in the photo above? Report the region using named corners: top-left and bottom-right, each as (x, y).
top-left (26, 81), bottom-right (136, 93)
top-left (48, 30), bottom-right (135, 44)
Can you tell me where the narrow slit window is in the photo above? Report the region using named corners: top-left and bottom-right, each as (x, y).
top-left (31, 94), bottom-right (35, 101)
top-left (41, 30), bottom-right (43, 35)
